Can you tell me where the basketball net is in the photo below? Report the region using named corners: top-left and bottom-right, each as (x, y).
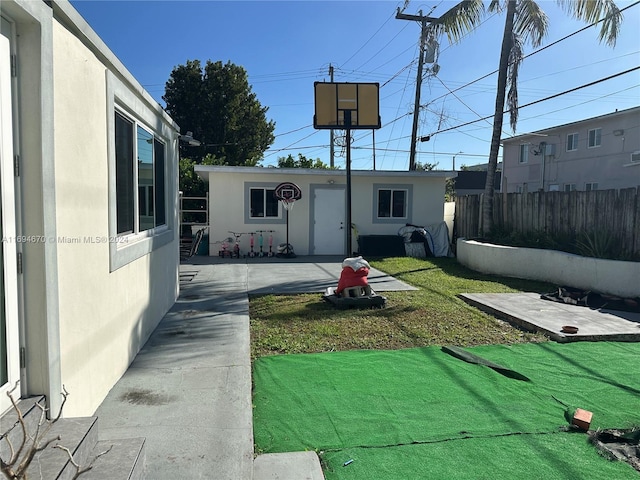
top-left (281, 199), bottom-right (295, 211)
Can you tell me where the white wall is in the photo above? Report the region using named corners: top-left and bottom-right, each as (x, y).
top-left (50, 18), bottom-right (179, 416)
top-left (457, 239), bottom-right (640, 298)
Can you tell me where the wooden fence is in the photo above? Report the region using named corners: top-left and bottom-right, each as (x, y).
top-left (455, 188), bottom-right (640, 258)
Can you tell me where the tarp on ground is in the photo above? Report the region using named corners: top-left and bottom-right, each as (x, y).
top-left (253, 342), bottom-right (640, 479)
top-left (398, 221), bottom-right (453, 257)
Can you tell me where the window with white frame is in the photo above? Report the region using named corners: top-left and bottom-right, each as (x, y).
top-left (249, 187), bottom-right (279, 218)
top-left (377, 188), bottom-right (407, 218)
top-left (585, 182), bottom-right (598, 191)
top-left (548, 184), bottom-right (560, 191)
top-left (519, 144), bottom-right (529, 163)
top-left (564, 183), bottom-right (576, 192)
top-left (588, 128), bottom-right (601, 148)
top-left (566, 133), bottom-right (578, 151)
top-left (115, 110), bottom-right (166, 235)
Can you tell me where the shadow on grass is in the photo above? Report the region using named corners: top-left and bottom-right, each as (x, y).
top-left (373, 257), bottom-right (555, 294)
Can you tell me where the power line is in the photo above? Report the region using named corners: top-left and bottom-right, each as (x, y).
top-left (429, 66), bottom-right (640, 136)
top-left (425, 0), bottom-right (640, 107)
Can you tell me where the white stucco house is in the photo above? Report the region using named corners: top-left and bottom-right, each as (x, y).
top-left (1, 0), bottom-right (180, 417)
top-left (195, 165), bottom-right (454, 257)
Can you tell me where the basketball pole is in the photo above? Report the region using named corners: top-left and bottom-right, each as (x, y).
top-left (345, 110), bottom-right (352, 257)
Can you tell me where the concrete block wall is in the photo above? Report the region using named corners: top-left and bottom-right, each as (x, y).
top-left (457, 239), bottom-right (640, 298)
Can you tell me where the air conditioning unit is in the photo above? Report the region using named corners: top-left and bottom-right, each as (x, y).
top-left (631, 151), bottom-right (640, 163)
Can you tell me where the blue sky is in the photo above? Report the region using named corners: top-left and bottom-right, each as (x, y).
top-left (70, 0), bottom-right (640, 170)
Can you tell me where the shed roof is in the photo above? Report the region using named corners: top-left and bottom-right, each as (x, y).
top-left (195, 165), bottom-right (457, 181)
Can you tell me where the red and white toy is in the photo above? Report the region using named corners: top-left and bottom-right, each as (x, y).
top-left (335, 256), bottom-right (370, 296)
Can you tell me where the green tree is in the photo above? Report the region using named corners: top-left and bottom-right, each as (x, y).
top-left (163, 59), bottom-right (275, 166)
top-left (179, 158), bottom-right (205, 198)
top-left (277, 154), bottom-right (335, 169)
top-left (414, 160), bottom-right (438, 171)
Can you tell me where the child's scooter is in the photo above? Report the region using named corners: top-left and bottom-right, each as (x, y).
top-left (248, 232), bottom-right (256, 258)
top-left (257, 230), bottom-right (265, 257)
top-left (267, 230), bottom-right (275, 257)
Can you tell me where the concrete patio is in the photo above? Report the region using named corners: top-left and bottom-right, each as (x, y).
top-left (93, 255), bottom-right (638, 479)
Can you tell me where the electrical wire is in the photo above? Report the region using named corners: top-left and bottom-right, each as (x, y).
top-left (429, 66), bottom-right (640, 136)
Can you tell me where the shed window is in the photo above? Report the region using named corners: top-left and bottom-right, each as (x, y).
top-left (377, 189), bottom-right (407, 218)
top-left (250, 188), bottom-right (278, 218)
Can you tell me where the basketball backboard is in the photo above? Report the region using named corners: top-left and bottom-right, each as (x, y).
top-left (314, 82), bottom-right (381, 130)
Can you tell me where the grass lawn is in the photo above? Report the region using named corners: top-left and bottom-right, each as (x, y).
top-left (250, 256), bottom-right (552, 359)
top-left (251, 257), bottom-right (640, 478)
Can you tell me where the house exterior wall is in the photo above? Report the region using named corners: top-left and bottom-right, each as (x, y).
top-left (51, 18), bottom-right (179, 416)
top-left (502, 107), bottom-right (640, 193)
top-left (202, 166), bottom-right (449, 256)
top-left (3, 0), bottom-right (180, 417)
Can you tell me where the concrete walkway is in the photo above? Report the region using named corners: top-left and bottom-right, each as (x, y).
top-left (93, 256), bottom-right (415, 480)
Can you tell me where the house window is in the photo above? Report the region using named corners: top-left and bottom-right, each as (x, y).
top-left (519, 144), bottom-right (529, 163)
top-left (250, 188), bottom-right (279, 218)
top-left (585, 182), bottom-right (598, 191)
top-left (567, 133), bottom-right (578, 151)
top-left (548, 184), bottom-right (560, 192)
top-left (588, 128), bottom-right (601, 148)
top-left (115, 110), bottom-right (166, 235)
top-left (377, 188), bottom-right (407, 218)
top-left (564, 183), bottom-right (576, 192)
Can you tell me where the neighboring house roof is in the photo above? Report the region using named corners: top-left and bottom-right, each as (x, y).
top-left (455, 170), bottom-right (501, 191)
top-left (501, 106), bottom-right (640, 144)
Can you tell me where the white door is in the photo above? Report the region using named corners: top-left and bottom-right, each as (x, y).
top-left (0, 33), bottom-right (21, 414)
top-left (313, 188), bottom-right (346, 255)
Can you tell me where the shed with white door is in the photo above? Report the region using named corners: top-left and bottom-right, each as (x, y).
top-left (195, 165), bottom-right (454, 256)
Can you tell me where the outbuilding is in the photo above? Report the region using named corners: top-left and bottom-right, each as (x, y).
top-left (195, 165), bottom-right (455, 257)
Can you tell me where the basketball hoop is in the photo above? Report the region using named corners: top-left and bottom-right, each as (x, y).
top-left (273, 182), bottom-right (302, 258)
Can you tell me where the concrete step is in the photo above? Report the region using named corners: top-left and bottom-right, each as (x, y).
top-left (1, 395), bottom-right (48, 457)
top-left (253, 451), bottom-right (325, 480)
top-left (28, 416), bottom-right (99, 480)
top-left (81, 438), bottom-right (146, 480)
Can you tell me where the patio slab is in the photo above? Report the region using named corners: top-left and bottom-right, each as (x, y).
top-left (460, 292), bottom-right (640, 342)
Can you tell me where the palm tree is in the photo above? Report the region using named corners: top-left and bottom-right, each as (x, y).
top-left (479, 0), bottom-right (622, 236)
top-left (414, 0), bottom-right (622, 235)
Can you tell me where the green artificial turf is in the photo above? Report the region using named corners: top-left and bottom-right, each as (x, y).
top-left (253, 342), bottom-right (640, 479)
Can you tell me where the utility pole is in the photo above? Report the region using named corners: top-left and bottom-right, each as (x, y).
top-left (395, 8), bottom-right (438, 171)
top-left (329, 64), bottom-right (335, 168)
